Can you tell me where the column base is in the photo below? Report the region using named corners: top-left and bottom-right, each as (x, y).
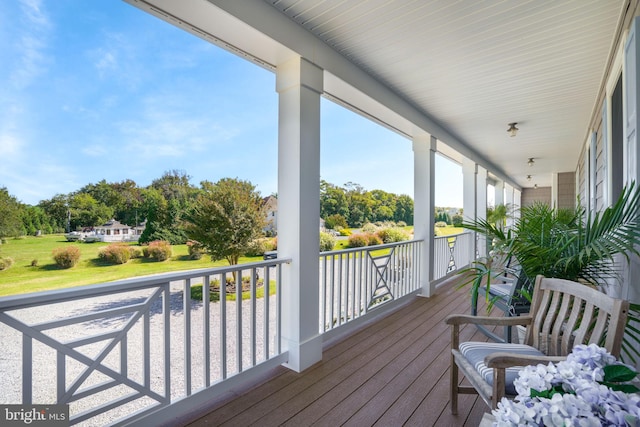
top-left (283, 334), bottom-right (323, 372)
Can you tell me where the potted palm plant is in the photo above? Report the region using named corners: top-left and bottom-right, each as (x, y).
top-left (461, 182), bottom-right (640, 363)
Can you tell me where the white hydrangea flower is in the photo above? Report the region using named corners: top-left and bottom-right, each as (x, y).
top-left (491, 345), bottom-right (640, 427)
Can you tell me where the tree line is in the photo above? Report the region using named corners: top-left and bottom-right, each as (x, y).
top-left (0, 171), bottom-right (418, 241)
top-left (320, 181), bottom-right (414, 228)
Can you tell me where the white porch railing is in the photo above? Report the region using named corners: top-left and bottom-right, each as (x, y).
top-left (0, 259), bottom-right (289, 426)
top-left (0, 235), bottom-right (466, 426)
top-left (319, 240), bottom-right (423, 333)
top-left (432, 232), bottom-right (474, 282)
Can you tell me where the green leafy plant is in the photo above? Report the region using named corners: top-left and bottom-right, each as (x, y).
top-left (462, 183), bottom-right (640, 363)
top-left (319, 231), bottom-right (336, 252)
top-left (376, 227), bottom-right (409, 243)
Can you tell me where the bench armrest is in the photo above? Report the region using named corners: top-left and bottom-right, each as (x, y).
top-left (445, 314), bottom-right (532, 327)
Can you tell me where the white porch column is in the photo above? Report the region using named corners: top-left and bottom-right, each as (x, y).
top-left (494, 179), bottom-right (505, 207)
top-left (462, 158), bottom-right (477, 257)
top-left (413, 133), bottom-right (435, 296)
top-left (514, 189), bottom-right (522, 218)
top-left (505, 183), bottom-right (514, 228)
top-left (276, 57), bottom-right (323, 372)
top-left (476, 165), bottom-right (488, 256)
top-left (551, 173), bottom-right (559, 208)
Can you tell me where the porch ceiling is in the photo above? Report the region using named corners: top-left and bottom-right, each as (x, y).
top-left (268, 0), bottom-right (625, 189)
top-left (128, 0), bottom-right (626, 189)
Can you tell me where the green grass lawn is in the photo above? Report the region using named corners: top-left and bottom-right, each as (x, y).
top-left (436, 226), bottom-right (465, 236)
top-left (0, 234), bottom-right (260, 297)
top-left (0, 226), bottom-right (462, 297)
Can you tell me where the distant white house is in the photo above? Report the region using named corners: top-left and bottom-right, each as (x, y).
top-left (65, 219), bottom-right (145, 243)
top-left (261, 196), bottom-right (329, 236)
top-left (263, 195), bottom-right (277, 236)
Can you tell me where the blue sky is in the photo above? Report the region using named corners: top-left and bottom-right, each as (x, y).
top-left (0, 0), bottom-right (463, 208)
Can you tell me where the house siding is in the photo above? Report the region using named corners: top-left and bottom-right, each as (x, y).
top-left (557, 172), bottom-right (576, 210)
top-left (577, 1), bottom-right (640, 206)
top-left (521, 187), bottom-right (551, 207)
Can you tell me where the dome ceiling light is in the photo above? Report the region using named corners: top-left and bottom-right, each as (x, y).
top-left (507, 122), bottom-right (519, 137)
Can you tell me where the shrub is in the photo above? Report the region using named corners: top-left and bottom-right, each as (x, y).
top-left (339, 228), bottom-right (352, 236)
top-left (376, 227), bottom-right (410, 243)
top-left (99, 244), bottom-right (131, 265)
top-left (435, 221), bottom-right (448, 228)
top-left (324, 214), bottom-right (348, 230)
top-left (129, 247), bottom-right (142, 259)
top-left (244, 238), bottom-right (276, 257)
top-left (361, 223), bottom-right (378, 233)
top-left (0, 257), bottom-right (14, 270)
top-left (452, 214), bottom-right (464, 227)
top-left (186, 240), bottom-right (205, 260)
top-left (367, 233), bottom-right (383, 246)
top-left (348, 233), bottom-right (369, 248)
top-left (319, 231), bottom-right (336, 252)
top-left (30, 259), bottom-right (38, 267)
top-left (146, 240), bottom-right (172, 261)
top-left (52, 246), bottom-right (81, 269)
top-left (397, 221), bottom-right (407, 227)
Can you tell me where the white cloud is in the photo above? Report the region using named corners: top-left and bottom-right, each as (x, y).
top-left (95, 51), bottom-right (117, 72)
top-left (11, 0), bottom-right (51, 89)
top-left (115, 95), bottom-right (239, 159)
top-left (87, 32), bottom-right (142, 89)
top-left (81, 145), bottom-right (107, 157)
top-left (0, 133), bottom-right (24, 158)
top-left (0, 151), bottom-right (79, 205)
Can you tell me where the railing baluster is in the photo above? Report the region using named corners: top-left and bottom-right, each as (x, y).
top-left (22, 335), bottom-right (32, 404)
top-left (57, 350), bottom-right (65, 401)
top-left (203, 275), bottom-right (210, 388)
top-left (184, 278), bottom-right (192, 396)
top-left (236, 269), bottom-right (242, 373)
top-left (251, 267), bottom-right (257, 367)
top-left (264, 266), bottom-right (270, 358)
top-left (121, 335), bottom-right (127, 379)
top-left (356, 251), bottom-right (362, 318)
top-left (163, 282), bottom-right (170, 403)
top-left (276, 263), bottom-right (282, 354)
top-left (144, 309), bottom-right (150, 390)
top-left (345, 252), bottom-right (350, 322)
top-left (221, 272), bottom-right (227, 380)
top-left (329, 255), bottom-right (335, 328)
top-left (320, 255), bottom-right (327, 332)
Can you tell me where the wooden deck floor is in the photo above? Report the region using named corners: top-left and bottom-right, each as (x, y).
top-left (186, 279), bottom-right (495, 427)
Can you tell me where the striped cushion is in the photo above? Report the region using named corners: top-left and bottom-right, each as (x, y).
top-left (486, 283), bottom-right (512, 297)
top-left (459, 341), bottom-right (545, 395)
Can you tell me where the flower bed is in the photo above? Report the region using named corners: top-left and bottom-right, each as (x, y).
top-left (493, 344), bottom-right (640, 426)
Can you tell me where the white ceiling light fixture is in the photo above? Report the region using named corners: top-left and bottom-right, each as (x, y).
top-left (507, 122), bottom-right (519, 137)
top-left (528, 158), bottom-right (535, 167)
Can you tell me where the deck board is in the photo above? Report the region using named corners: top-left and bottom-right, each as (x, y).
top-left (187, 278), bottom-right (501, 427)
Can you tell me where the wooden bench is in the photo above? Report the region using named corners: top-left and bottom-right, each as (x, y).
top-left (446, 275), bottom-right (629, 412)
